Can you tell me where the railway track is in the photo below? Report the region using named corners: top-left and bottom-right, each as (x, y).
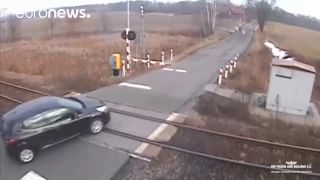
top-left (1, 80), bottom-right (320, 177)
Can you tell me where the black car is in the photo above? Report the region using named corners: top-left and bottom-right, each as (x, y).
top-left (0, 95), bottom-right (111, 163)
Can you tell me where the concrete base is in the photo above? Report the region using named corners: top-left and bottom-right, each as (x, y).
top-left (204, 84), bottom-right (320, 127)
top-left (204, 84), bottom-right (250, 103)
top-left (249, 93), bottom-right (320, 126)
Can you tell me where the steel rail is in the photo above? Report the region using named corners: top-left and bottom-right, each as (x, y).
top-left (1, 92), bottom-right (320, 177)
top-left (106, 128), bottom-right (320, 177)
top-left (0, 81), bottom-right (51, 96)
top-left (110, 108), bottom-right (320, 154)
top-left (2, 80), bottom-right (320, 154)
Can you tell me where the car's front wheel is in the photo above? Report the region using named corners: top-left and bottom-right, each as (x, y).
top-left (88, 118), bottom-right (104, 134)
top-left (17, 147), bottom-right (35, 163)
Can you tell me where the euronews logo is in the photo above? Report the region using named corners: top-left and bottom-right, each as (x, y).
top-left (16, 9), bottom-right (91, 19)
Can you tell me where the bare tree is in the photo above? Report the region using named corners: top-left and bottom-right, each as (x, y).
top-left (7, 15), bottom-right (20, 42)
top-left (247, 0), bottom-right (276, 32)
top-left (65, 16), bottom-right (82, 36)
top-left (193, 0), bottom-right (220, 37)
top-left (100, 12), bottom-right (108, 33)
top-left (47, 11), bottom-right (57, 38)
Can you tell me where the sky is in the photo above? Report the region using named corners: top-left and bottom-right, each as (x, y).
top-left (1, 0), bottom-right (320, 19)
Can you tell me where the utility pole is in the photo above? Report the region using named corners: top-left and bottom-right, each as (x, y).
top-left (140, 5), bottom-right (145, 58)
top-left (127, 0), bottom-right (130, 29)
top-left (244, 1), bottom-right (246, 22)
top-left (213, 0), bottom-right (217, 33)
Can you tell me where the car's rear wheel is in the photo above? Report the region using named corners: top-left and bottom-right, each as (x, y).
top-left (89, 118), bottom-right (103, 134)
top-left (17, 147), bottom-right (35, 163)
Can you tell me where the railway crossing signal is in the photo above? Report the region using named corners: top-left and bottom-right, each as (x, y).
top-left (121, 30), bottom-right (136, 41)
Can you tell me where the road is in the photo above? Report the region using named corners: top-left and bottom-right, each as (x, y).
top-left (79, 25), bottom-right (255, 179)
top-left (86, 25), bottom-right (255, 113)
top-left (0, 138), bottom-right (129, 180)
top-left (0, 24), bottom-right (255, 180)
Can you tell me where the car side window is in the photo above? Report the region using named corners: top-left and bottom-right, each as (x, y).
top-left (23, 108), bottom-right (72, 129)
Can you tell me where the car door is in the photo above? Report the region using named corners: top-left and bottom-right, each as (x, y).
top-left (21, 108), bottom-right (74, 149)
top-left (57, 108), bottom-right (90, 139)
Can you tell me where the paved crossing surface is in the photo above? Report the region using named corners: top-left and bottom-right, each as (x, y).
top-left (86, 26), bottom-right (254, 113)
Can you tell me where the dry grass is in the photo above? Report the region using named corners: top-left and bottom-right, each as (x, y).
top-left (265, 22), bottom-right (320, 62)
top-left (0, 12), bottom-right (200, 39)
top-left (222, 22), bottom-right (320, 102)
top-left (0, 33), bottom-right (198, 92)
top-left (0, 13), bottom-right (235, 93)
top-left (192, 92), bottom-right (320, 171)
top-left (221, 30), bottom-right (271, 94)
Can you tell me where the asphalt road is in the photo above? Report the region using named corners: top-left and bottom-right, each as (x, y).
top-left (86, 25), bottom-right (255, 113)
top-left (0, 24), bottom-right (255, 180)
top-left (0, 138), bottom-right (129, 180)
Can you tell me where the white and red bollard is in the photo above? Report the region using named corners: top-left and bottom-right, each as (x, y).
top-left (147, 53), bottom-right (150, 68)
top-left (122, 60), bottom-right (126, 77)
top-left (161, 50), bottom-right (165, 65)
top-left (233, 57), bottom-right (237, 69)
top-left (230, 60), bottom-right (233, 73)
top-left (218, 68), bottom-right (223, 85)
top-left (170, 49), bottom-right (173, 61)
top-left (125, 28), bottom-right (131, 74)
top-left (225, 65), bottom-right (229, 78)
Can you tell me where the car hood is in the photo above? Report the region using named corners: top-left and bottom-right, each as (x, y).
top-left (73, 96), bottom-right (105, 108)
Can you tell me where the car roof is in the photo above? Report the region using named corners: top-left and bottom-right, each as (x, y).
top-left (2, 96), bottom-right (65, 123)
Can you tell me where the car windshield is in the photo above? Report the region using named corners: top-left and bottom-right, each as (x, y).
top-left (54, 97), bottom-right (84, 110)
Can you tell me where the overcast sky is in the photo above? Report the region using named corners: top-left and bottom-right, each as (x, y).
top-left (1, 0), bottom-right (320, 18)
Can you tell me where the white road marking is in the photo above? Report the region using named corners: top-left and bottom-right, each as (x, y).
top-left (134, 113), bottom-right (181, 154)
top-left (162, 68), bottom-right (187, 73)
top-left (162, 68), bottom-right (174, 71)
top-left (134, 142), bottom-right (149, 154)
top-left (175, 69), bottom-right (187, 73)
top-left (147, 124), bottom-right (169, 140)
top-left (20, 171), bottom-right (47, 180)
top-left (118, 82), bottom-right (152, 90)
top-left (166, 113), bottom-right (180, 122)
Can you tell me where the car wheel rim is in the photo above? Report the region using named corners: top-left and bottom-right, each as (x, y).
top-left (91, 120), bottom-right (102, 133)
top-left (20, 149), bottom-right (34, 162)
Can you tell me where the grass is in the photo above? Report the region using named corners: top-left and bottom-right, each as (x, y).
top-left (191, 92), bottom-right (320, 176)
top-left (0, 12), bottom-right (200, 39)
top-left (265, 22), bottom-right (320, 62)
top-left (222, 21), bottom-right (320, 103)
top-left (0, 12), bottom-right (236, 94)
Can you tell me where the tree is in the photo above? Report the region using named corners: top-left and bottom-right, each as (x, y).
top-left (7, 15), bottom-right (20, 42)
top-left (47, 11), bottom-right (57, 38)
top-left (198, 0), bottom-right (218, 36)
top-left (65, 16), bottom-right (82, 36)
top-left (247, 0), bottom-right (276, 32)
top-left (100, 12), bottom-right (108, 33)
